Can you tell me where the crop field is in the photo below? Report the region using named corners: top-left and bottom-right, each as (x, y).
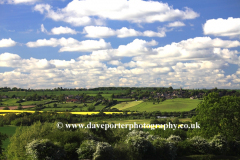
top-left (81, 117), bottom-right (192, 125)
top-left (0, 110), bottom-right (125, 115)
top-left (94, 104), bottom-right (106, 110)
top-left (0, 99), bottom-right (51, 106)
top-left (0, 125), bottom-right (17, 149)
top-left (0, 105), bottom-right (35, 110)
top-left (112, 98), bottom-right (202, 112)
top-left (0, 90), bottom-right (127, 97)
top-left (47, 102), bottom-right (88, 108)
top-left (112, 101), bottom-right (143, 110)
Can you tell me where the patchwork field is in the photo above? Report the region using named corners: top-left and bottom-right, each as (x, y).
top-left (112, 98), bottom-right (202, 112)
top-left (0, 90), bottom-right (128, 97)
top-left (0, 105), bottom-right (35, 110)
top-left (0, 99), bottom-right (51, 106)
top-left (112, 101), bottom-right (143, 110)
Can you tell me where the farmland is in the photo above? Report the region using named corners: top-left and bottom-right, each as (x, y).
top-left (0, 98), bottom-right (51, 107)
top-left (0, 98), bottom-right (202, 113)
top-left (0, 90), bottom-right (128, 97)
top-left (112, 98), bottom-right (201, 112)
top-left (0, 88), bottom-right (240, 159)
top-left (112, 101), bottom-right (143, 110)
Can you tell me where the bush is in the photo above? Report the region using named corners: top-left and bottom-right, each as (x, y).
top-left (150, 119), bottom-right (159, 125)
top-left (64, 142), bottom-right (79, 159)
top-left (167, 134), bottom-right (182, 143)
top-left (11, 117), bottom-right (30, 126)
top-left (176, 140), bottom-right (193, 156)
top-left (76, 140), bottom-right (97, 160)
top-left (189, 136), bottom-right (210, 154)
top-left (113, 143), bottom-right (131, 160)
top-left (25, 139), bottom-right (66, 160)
top-left (17, 105), bottom-right (22, 110)
top-left (153, 138), bottom-right (177, 160)
top-left (150, 128), bottom-right (187, 140)
top-left (0, 132), bottom-right (8, 155)
top-left (3, 107), bottom-right (9, 110)
top-left (209, 134), bottom-right (227, 155)
top-left (125, 136), bottom-right (156, 160)
top-left (93, 142), bottom-right (114, 160)
top-left (126, 130), bottom-right (149, 138)
top-left (7, 122), bottom-right (60, 159)
top-left (3, 113), bottom-right (17, 125)
top-left (172, 117), bottom-right (180, 124)
top-left (227, 140), bottom-right (240, 156)
top-left (88, 106), bottom-right (95, 111)
top-left (158, 119), bottom-right (167, 124)
top-left (146, 134), bottom-right (159, 142)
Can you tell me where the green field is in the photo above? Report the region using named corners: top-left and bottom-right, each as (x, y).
top-left (93, 118), bottom-right (191, 125)
top-left (112, 101), bottom-right (143, 110)
top-left (113, 98), bottom-right (134, 102)
top-left (94, 104), bottom-right (107, 110)
top-left (0, 99), bottom-right (52, 106)
top-left (112, 98), bottom-right (202, 112)
top-left (0, 90), bottom-right (128, 97)
top-left (0, 125), bottom-right (17, 149)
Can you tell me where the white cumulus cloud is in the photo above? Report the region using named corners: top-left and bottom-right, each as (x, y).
top-left (26, 38), bottom-right (111, 52)
top-left (83, 26), bottom-right (165, 38)
top-left (203, 17), bottom-right (240, 38)
top-left (51, 26), bottom-right (77, 35)
top-left (167, 21), bottom-right (185, 27)
top-left (41, 24), bottom-right (77, 35)
top-left (0, 38), bottom-right (17, 47)
top-left (34, 0), bottom-right (199, 26)
top-left (1, 36), bottom-right (240, 89)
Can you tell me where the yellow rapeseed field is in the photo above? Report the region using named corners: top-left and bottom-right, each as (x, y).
top-left (0, 110), bottom-right (125, 116)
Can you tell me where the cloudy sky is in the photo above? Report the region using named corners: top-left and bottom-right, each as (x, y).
top-left (0, 0), bottom-right (240, 89)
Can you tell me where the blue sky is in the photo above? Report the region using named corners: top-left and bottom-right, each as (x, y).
top-left (0, 0), bottom-right (240, 89)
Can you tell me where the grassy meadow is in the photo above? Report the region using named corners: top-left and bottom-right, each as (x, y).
top-left (83, 118), bottom-right (192, 125)
top-left (0, 99), bottom-right (51, 106)
top-left (112, 98), bottom-right (202, 112)
top-left (0, 125), bottom-right (17, 149)
top-left (112, 101), bottom-right (143, 110)
top-left (0, 90), bottom-right (127, 97)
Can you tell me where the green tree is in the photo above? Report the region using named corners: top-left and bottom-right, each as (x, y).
top-left (111, 94), bottom-right (115, 99)
top-left (18, 103), bottom-right (22, 110)
top-left (191, 93), bottom-right (240, 140)
top-left (168, 86), bottom-right (173, 91)
top-left (0, 132), bottom-right (8, 155)
top-left (125, 89), bottom-right (131, 96)
top-left (87, 106), bottom-right (95, 111)
top-left (25, 139), bottom-right (66, 160)
top-left (77, 140), bottom-right (97, 160)
top-left (3, 107), bottom-right (9, 110)
top-left (58, 94), bottom-right (65, 102)
top-left (93, 142), bottom-right (114, 160)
